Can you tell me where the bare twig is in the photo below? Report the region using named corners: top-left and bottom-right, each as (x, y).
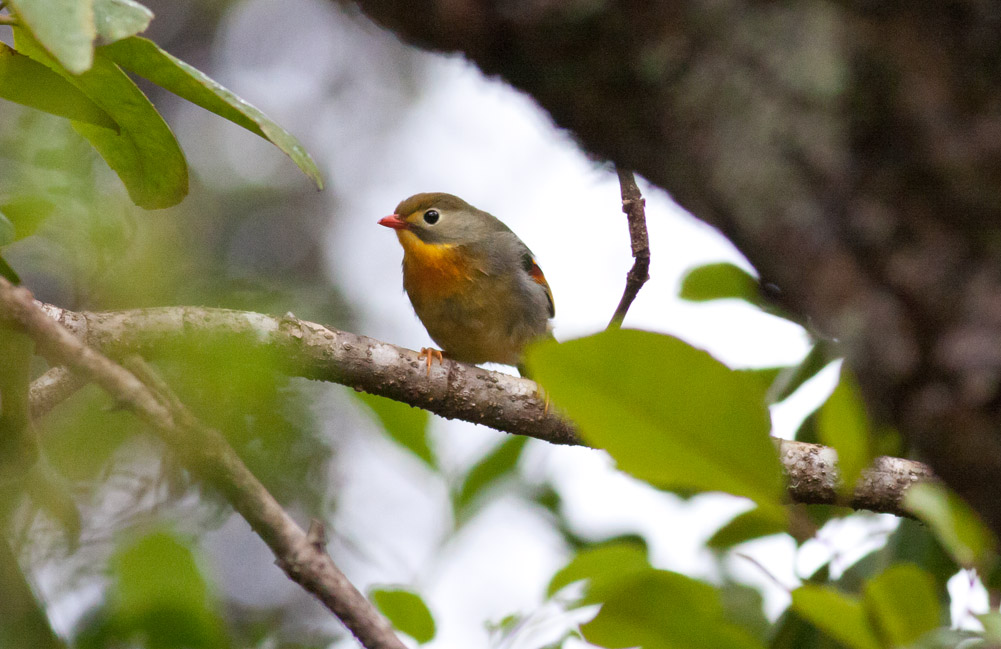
top-left (734, 552), bottom-right (794, 592)
top-left (0, 279), bottom-right (406, 649)
top-left (17, 302), bottom-right (934, 517)
top-left (608, 167), bottom-right (651, 329)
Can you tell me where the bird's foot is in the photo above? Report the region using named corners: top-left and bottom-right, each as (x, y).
top-left (418, 347), bottom-right (444, 376)
top-left (534, 383), bottom-right (550, 414)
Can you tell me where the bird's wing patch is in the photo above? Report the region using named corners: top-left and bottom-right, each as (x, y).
top-left (522, 252), bottom-right (555, 318)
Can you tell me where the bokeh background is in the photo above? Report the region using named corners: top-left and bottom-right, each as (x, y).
top-left (5, 0), bottom-right (973, 647)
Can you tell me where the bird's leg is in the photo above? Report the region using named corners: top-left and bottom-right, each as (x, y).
top-left (418, 348), bottom-right (444, 376)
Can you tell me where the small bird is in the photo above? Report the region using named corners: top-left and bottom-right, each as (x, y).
top-left (379, 192), bottom-right (555, 377)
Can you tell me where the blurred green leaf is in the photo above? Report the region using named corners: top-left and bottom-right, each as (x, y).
top-left (903, 482), bottom-right (997, 571)
top-left (765, 343), bottom-right (834, 405)
top-left (547, 540), bottom-right (651, 599)
top-left (708, 506), bottom-right (788, 550)
top-left (101, 37), bottom-right (323, 189)
top-left (0, 328), bottom-right (35, 478)
top-left (40, 386), bottom-right (133, 483)
top-left (0, 540), bottom-right (65, 649)
top-left (370, 588), bottom-right (436, 644)
top-left (525, 330), bottom-right (783, 506)
top-left (817, 366), bottom-right (871, 497)
top-left (721, 583), bottom-right (770, 643)
top-left (582, 570), bottom-right (765, 649)
top-left (790, 585), bottom-right (880, 649)
top-left (353, 390), bottom-right (434, 469)
top-left (455, 435), bottom-right (528, 512)
top-left (14, 28), bottom-right (188, 210)
top-left (0, 212), bottom-right (14, 247)
top-left (156, 340), bottom-right (326, 511)
top-left (0, 43), bottom-right (117, 129)
top-left (7, 0), bottom-right (95, 74)
top-left (0, 197), bottom-right (55, 242)
top-left (769, 608), bottom-right (843, 649)
top-left (111, 531), bottom-right (226, 649)
top-left (736, 367), bottom-right (785, 398)
top-left (93, 0), bottom-right (152, 44)
top-left (679, 262), bottom-right (760, 304)
top-left (24, 464), bottom-right (82, 549)
top-left (907, 628), bottom-right (984, 649)
top-left (835, 519), bottom-right (955, 603)
top-left (980, 612), bottom-right (1001, 642)
top-left (863, 563), bottom-right (939, 646)
top-left (0, 256), bottom-right (19, 284)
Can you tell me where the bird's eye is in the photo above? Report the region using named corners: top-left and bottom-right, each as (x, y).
top-left (423, 209), bottom-right (440, 225)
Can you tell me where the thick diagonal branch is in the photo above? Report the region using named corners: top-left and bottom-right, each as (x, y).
top-left (0, 280), bottom-right (405, 649)
top-left (23, 302), bottom-right (933, 517)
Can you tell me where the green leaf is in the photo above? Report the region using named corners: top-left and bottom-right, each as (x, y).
top-left (111, 531), bottom-right (225, 649)
top-left (370, 588), bottom-right (436, 644)
top-left (903, 482), bottom-right (997, 570)
top-left (765, 342), bottom-right (835, 405)
top-left (525, 330), bottom-right (783, 506)
top-left (14, 28), bottom-right (188, 209)
top-left (720, 583), bottom-right (770, 643)
top-left (101, 37), bottom-right (323, 189)
top-left (679, 262), bottom-right (760, 304)
top-left (736, 366), bottom-right (785, 398)
top-left (834, 518), bottom-right (955, 602)
top-left (93, 0), bottom-right (152, 44)
top-left (353, 390), bottom-right (434, 468)
top-left (0, 211), bottom-right (14, 247)
top-left (0, 43), bottom-right (117, 128)
top-left (980, 612), bottom-right (1001, 642)
top-left (769, 609), bottom-right (844, 649)
top-left (707, 506), bottom-right (788, 550)
top-left (790, 585), bottom-right (881, 649)
top-left (547, 540), bottom-right (651, 599)
top-left (0, 255), bottom-right (18, 284)
top-left (455, 435), bottom-right (528, 511)
top-left (0, 197), bottom-right (55, 241)
top-left (863, 564), bottom-right (939, 646)
top-left (7, 0), bottom-right (95, 74)
top-left (817, 366), bottom-right (871, 497)
top-left (582, 570), bottom-right (765, 649)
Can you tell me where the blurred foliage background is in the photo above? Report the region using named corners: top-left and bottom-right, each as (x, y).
top-left (1, 1), bottom-right (999, 648)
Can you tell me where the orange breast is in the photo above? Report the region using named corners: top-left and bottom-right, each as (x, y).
top-left (398, 230), bottom-right (473, 300)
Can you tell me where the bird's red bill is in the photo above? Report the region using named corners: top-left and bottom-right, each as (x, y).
top-left (378, 215), bottom-right (409, 230)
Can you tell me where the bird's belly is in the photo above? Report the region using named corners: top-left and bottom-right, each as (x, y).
top-left (409, 291), bottom-right (543, 366)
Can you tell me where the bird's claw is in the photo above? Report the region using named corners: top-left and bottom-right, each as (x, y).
top-left (418, 347), bottom-right (444, 376)
top-left (535, 383), bottom-right (550, 414)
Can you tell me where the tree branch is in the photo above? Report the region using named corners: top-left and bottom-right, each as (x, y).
top-left (0, 280), bottom-right (406, 649)
top-left (339, 0), bottom-right (1001, 538)
top-left (18, 301), bottom-right (932, 517)
top-left (29, 368), bottom-right (86, 421)
top-left (608, 167), bottom-right (651, 329)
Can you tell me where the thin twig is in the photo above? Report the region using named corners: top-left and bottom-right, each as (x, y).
top-left (0, 279), bottom-right (406, 649)
top-left (608, 167), bottom-right (651, 329)
top-left (734, 552), bottom-right (794, 592)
